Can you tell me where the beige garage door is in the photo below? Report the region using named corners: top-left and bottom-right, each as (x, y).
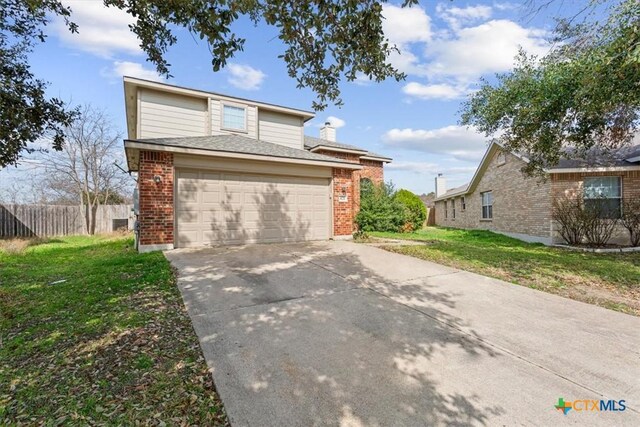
top-left (176, 169), bottom-right (331, 247)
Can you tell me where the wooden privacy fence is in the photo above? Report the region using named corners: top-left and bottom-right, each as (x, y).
top-left (0, 204), bottom-right (134, 238)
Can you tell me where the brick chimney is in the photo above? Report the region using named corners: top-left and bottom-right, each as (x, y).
top-left (320, 122), bottom-right (336, 141)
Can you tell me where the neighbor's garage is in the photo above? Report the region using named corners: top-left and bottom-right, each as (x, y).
top-left (175, 164), bottom-right (331, 248)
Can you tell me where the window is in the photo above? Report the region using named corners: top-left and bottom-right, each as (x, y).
top-left (222, 104), bottom-right (246, 131)
top-left (583, 177), bottom-right (622, 219)
top-left (444, 201), bottom-right (448, 219)
top-left (481, 191), bottom-right (493, 219)
top-left (452, 199), bottom-right (456, 219)
top-left (496, 151), bottom-right (506, 166)
top-left (461, 196), bottom-right (466, 211)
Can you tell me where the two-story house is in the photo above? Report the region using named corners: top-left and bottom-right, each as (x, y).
top-left (123, 77), bottom-right (391, 252)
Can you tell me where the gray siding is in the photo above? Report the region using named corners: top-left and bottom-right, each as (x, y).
top-left (139, 89), bottom-right (207, 138)
top-left (258, 110), bottom-right (304, 149)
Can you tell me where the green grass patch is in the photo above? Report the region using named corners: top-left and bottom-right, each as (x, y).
top-left (371, 227), bottom-right (640, 315)
top-left (0, 235), bottom-right (227, 425)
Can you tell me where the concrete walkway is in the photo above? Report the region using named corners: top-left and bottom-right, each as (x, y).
top-left (166, 241), bottom-right (640, 426)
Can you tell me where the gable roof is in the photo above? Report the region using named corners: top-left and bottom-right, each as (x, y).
top-left (304, 136), bottom-right (392, 162)
top-left (435, 141), bottom-right (640, 201)
top-left (124, 134), bottom-right (363, 171)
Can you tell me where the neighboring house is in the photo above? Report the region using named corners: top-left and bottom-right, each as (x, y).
top-left (123, 77), bottom-right (391, 252)
top-left (433, 141), bottom-right (640, 245)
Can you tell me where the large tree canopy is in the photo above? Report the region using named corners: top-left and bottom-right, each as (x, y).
top-left (1, 0), bottom-right (417, 167)
top-left (461, 0), bottom-right (640, 176)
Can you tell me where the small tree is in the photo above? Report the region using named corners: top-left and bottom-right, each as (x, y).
top-left (621, 198), bottom-right (640, 246)
top-left (355, 180), bottom-right (406, 232)
top-left (552, 195), bottom-right (586, 245)
top-left (394, 189), bottom-right (427, 232)
top-left (44, 105), bottom-right (132, 234)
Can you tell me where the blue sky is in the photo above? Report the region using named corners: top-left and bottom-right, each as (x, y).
top-left (2, 0), bottom-right (568, 198)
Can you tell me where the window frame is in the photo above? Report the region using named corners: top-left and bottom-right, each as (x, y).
top-left (583, 176), bottom-right (622, 219)
top-left (444, 201), bottom-right (448, 219)
top-left (481, 191), bottom-right (493, 220)
top-left (452, 199), bottom-right (456, 219)
top-left (220, 102), bottom-right (248, 133)
top-left (461, 196), bottom-right (466, 211)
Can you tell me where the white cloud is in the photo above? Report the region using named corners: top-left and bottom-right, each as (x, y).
top-left (425, 19), bottom-right (549, 81)
top-left (381, 3), bottom-right (550, 101)
top-left (402, 82), bottom-right (469, 100)
top-left (387, 161), bottom-right (476, 176)
top-left (382, 4), bottom-right (432, 76)
top-left (382, 125), bottom-right (488, 162)
top-left (382, 4), bottom-right (431, 46)
top-left (325, 116), bottom-right (346, 128)
top-left (102, 61), bottom-right (163, 82)
top-left (55, 1), bottom-right (140, 57)
top-left (436, 4), bottom-right (493, 30)
top-left (227, 63), bottom-right (266, 90)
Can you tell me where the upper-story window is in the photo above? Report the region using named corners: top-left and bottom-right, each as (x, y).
top-left (583, 177), bottom-right (622, 219)
top-left (222, 104), bottom-right (247, 132)
top-left (496, 151), bottom-right (506, 166)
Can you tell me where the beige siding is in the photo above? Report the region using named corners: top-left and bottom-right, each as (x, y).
top-left (435, 150), bottom-right (553, 242)
top-left (210, 99), bottom-right (257, 138)
top-left (258, 110), bottom-right (303, 149)
top-left (139, 89), bottom-right (207, 138)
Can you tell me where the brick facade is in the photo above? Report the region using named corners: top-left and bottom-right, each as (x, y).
top-left (551, 170), bottom-right (640, 245)
top-left (315, 149), bottom-right (385, 236)
top-left (435, 147), bottom-right (640, 245)
top-left (137, 148), bottom-right (387, 244)
top-left (435, 150), bottom-right (553, 242)
top-left (138, 151), bottom-right (174, 247)
top-left (332, 168), bottom-right (356, 236)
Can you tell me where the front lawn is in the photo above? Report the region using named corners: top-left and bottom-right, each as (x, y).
top-left (0, 235), bottom-right (227, 425)
top-left (371, 227), bottom-right (640, 315)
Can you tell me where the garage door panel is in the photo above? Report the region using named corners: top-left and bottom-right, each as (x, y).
top-left (176, 169), bottom-right (330, 247)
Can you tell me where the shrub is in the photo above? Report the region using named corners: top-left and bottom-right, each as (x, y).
top-left (582, 196), bottom-right (619, 247)
top-left (355, 180), bottom-right (406, 232)
top-left (552, 195), bottom-right (586, 245)
top-left (394, 189), bottom-right (427, 232)
top-left (621, 198), bottom-right (640, 246)
top-left (553, 194), bottom-right (619, 247)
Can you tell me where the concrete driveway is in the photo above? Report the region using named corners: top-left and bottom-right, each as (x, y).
top-left (166, 241), bottom-right (640, 426)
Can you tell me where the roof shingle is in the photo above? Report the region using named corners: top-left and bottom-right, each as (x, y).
top-left (127, 134), bottom-right (360, 165)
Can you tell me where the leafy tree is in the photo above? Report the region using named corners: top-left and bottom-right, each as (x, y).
top-left (461, 0), bottom-right (640, 176)
top-left (394, 189), bottom-right (427, 231)
top-left (2, 0), bottom-right (416, 166)
top-left (356, 180), bottom-right (406, 232)
top-left (0, 0), bottom-right (78, 167)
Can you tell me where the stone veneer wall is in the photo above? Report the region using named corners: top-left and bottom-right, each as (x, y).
top-left (138, 151), bottom-right (174, 247)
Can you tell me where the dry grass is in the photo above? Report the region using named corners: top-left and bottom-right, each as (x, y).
top-left (0, 238), bottom-right (54, 255)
